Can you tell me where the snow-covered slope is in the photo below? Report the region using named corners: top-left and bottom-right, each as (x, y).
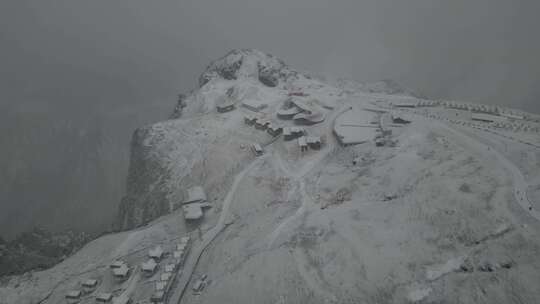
top-left (4, 49), bottom-right (540, 304)
top-left (330, 77), bottom-right (422, 98)
top-left (116, 49), bottom-right (339, 230)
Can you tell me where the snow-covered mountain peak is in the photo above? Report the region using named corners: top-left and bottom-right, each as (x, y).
top-left (198, 49), bottom-right (298, 88)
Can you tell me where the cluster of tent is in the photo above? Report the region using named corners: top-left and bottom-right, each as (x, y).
top-left (277, 98), bottom-right (326, 125)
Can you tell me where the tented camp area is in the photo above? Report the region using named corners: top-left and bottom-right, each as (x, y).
top-left (333, 108), bottom-right (378, 146)
top-left (283, 127), bottom-right (305, 141)
top-left (276, 98), bottom-right (326, 125)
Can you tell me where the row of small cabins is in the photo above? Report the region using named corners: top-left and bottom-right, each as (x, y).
top-left (216, 98), bottom-right (268, 113)
top-left (298, 135), bottom-right (322, 152)
top-left (218, 93), bottom-right (325, 152)
top-left (218, 91), bottom-right (326, 126)
top-left (65, 237), bottom-right (191, 304)
top-left (244, 115), bottom-right (314, 141)
top-left (244, 115), bottom-right (284, 137)
top-left (148, 236), bottom-right (191, 304)
top-left (245, 115), bottom-right (322, 151)
top-left (392, 99), bottom-right (528, 122)
top-left (420, 111), bottom-right (540, 133)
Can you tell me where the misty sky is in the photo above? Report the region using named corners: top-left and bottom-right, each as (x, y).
top-left (1, 0), bottom-right (539, 112)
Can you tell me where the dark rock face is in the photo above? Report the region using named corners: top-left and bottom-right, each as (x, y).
top-left (199, 50), bottom-right (244, 87)
top-left (198, 49), bottom-right (296, 88)
top-left (115, 127), bottom-right (171, 230)
top-left (170, 94), bottom-right (187, 119)
top-left (258, 63), bottom-right (279, 87)
top-left (0, 227), bottom-right (91, 276)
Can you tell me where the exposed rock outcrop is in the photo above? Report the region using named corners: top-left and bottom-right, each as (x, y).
top-left (198, 49), bottom-right (298, 88)
top-left (116, 126), bottom-right (172, 230)
top-left (116, 109), bottom-right (251, 230)
top-left (0, 227), bottom-right (90, 276)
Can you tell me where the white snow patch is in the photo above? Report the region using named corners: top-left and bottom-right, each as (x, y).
top-left (407, 286), bottom-right (432, 302)
top-left (426, 256), bottom-right (465, 281)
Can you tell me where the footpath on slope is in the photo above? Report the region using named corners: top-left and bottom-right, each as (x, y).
top-left (171, 102), bottom-right (352, 304)
top-left (264, 104), bottom-right (353, 303)
top-left (268, 104), bottom-right (348, 246)
top-left (168, 156), bottom-right (265, 304)
top-left (415, 115), bottom-right (540, 222)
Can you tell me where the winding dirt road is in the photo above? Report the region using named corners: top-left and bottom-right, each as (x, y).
top-left (411, 113), bottom-right (540, 222)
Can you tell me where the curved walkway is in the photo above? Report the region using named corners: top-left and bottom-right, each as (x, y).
top-left (168, 157), bottom-right (264, 304)
top-left (416, 115), bottom-right (540, 222)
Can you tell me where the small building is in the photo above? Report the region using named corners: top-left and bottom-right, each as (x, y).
top-left (306, 136), bottom-right (322, 149)
top-left (180, 236), bottom-right (191, 246)
top-left (184, 186), bottom-right (207, 205)
top-left (288, 91), bottom-right (307, 97)
top-left (471, 113), bottom-right (504, 123)
top-left (96, 293), bottom-right (113, 303)
top-left (267, 124), bottom-right (283, 137)
top-left (392, 101), bottom-right (417, 108)
top-left (244, 115), bottom-right (257, 125)
top-left (292, 111), bottom-right (325, 125)
top-left (175, 237), bottom-right (190, 259)
top-left (160, 272), bottom-right (172, 282)
top-left (381, 129), bottom-right (392, 136)
top-left (362, 105), bottom-right (388, 113)
top-left (82, 279), bottom-right (99, 294)
top-left (156, 281), bottom-right (167, 292)
top-left (176, 243), bottom-right (187, 252)
top-left (192, 279), bottom-right (206, 293)
top-left (150, 291), bottom-right (165, 304)
top-left (298, 136), bottom-right (308, 152)
top-left (149, 246), bottom-right (164, 261)
top-left (501, 112), bottom-right (524, 121)
top-left (164, 263), bottom-right (176, 273)
top-left (251, 143), bottom-right (264, 156)
top-left (173, 258), bottom-right (183, 268)
top-left (254, 119), bottom-right (270, 130)
top-left (110, 260), bottom-right (125, 269)
top-left (141, 259), bottom-right (158, 276)
top-left (173, 250), bottom-right (184, 261)
top-left (216, 98), bottom-right (236, 113)
top-left (65, 290), bottom-right (82, 304)
top-left (375, 138), bottom-right (386, 146)
top-left (277, 107), bottom-right (302, 120)
top-left (242, 100), bottom-right (268, 112)
top-left (183, 204), bottom-right (203, 221)
top-left (391, 114), bottom-right (411, 124)
top-left (112, 264), bottom-right (130, 281)
top-left (283, 127), bottom-right (305, 141)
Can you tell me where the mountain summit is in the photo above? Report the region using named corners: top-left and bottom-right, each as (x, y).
top-left (198, 49), bottom-right (298, 88)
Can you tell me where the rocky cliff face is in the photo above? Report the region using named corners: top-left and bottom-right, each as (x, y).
top-left (198, 49), bottom-right (297, 88)
top-left (117, 49), bottom-right (295, 230)
top-left (116, 126), bottom-right (170, 230)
